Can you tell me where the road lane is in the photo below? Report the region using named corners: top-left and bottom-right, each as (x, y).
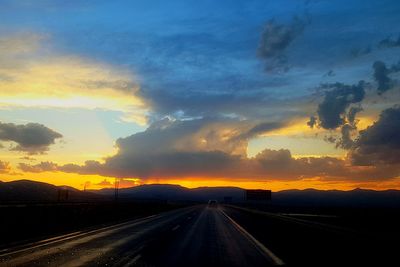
top-left (0, 206), bottom-right (199, 267)
top-left (0, 205), bottom-right (283, 267)
top-left (138, 205), bottom-right (283, 267)
top-left (222, 205), bottom-right (399, 266)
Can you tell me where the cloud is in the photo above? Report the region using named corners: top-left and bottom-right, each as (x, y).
top-left (19, 156), bottom-right (36, 161)
top-left (316, 82), bottom-right (365, 130)
top-left (349, 106), bottom-right (400, 166)
top-left (308, 82), bottom-right (368, 151)
top-left (18, 161), bottom-right (58, 172)
top-left (59, 160), bottom-right (103, 174)
top-left (350, 46), bottom-right (372, 58)
top-left (373, 61), bottom-right (393, 94)
top-left (378, 35), bottom-right (400, 49)
top-left (0, 33), bottom-right (148, 125)
top-left (347, 106), bottom-right (363, 126)
top-left (258, 17), bottom-right (306, 59)
top-left (334, 106), bottom-right (364, 150)
top-left (17, 117), bottom-right (285, 176)
top-left (0, 122), bottom-right (62, 154)
top-left (95, 179), bottom-right (113, 187)
top-left (0, 160), bottom-right (12, 174)
top-left (107, 117), bottom-right (285, 159)
top-left (20, 148), bottom-right (399, 182)
top-left (309, 59), bottom-right (400, 150)
top-left (18, 118), bottom-right (400, 182)
top-left (258, 16), bottom-right (307, 71)
top-left (16, 118), bottom-right (292, 179)
top-left (335, 124), bottom-right (355, 150)
top-left (234, 121), bottom-right (286, 142)
top-left (306, 116), bottom-right (317, 128)
top-left (372, 60), bottom-right (400, 94)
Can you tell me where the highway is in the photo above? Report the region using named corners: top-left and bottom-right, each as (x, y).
top-left (0, 205), bottom-right (284, 267)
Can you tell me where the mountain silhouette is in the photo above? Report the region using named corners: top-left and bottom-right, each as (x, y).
top-left (2, 180), bottom-right (400, 207)
top-left (0, 180), bottom-right (103, 202)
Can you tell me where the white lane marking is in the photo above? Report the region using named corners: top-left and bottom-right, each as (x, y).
top-left (0, 206), bottom-right (199, 266)
top-left (220, 209), bottom-right (285, 266)
top-left (280, 213), bottom-right (337, 218)
top-left (172, 225), bottom-right (181, 231)
top-left (228, 205), bottom-right (353, 235)
top-left (123, 254), bottom-right (142, 267)
top-left (0, 230), bottom-right (84, 254)
top-left (0, 214), bottom-right (159, 258)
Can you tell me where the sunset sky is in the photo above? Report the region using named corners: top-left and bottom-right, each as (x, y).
top-left (1, 0), bottom-right (400, 191)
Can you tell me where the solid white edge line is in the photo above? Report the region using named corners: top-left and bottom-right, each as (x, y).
top-left (123, 254), bottom-right (142, 267)
top-left (0, 213), bottom-right (159, 258)
top-left (220, 209), bottom-right (285, 266)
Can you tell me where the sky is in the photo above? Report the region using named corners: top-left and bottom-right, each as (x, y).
top-left (1, 0), bottom-right (400, 191)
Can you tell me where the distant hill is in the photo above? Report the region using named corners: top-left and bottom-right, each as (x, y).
top-left (2, 180), bottom-right (400, 207)
top-left (0, 180), bottom-right (104, 202)
top-left (94, 184), bottom-right (245, 202)
top-left (273, 188), bottom-right (400, 208)
top-left (95, 185), bottom-right (400, 207)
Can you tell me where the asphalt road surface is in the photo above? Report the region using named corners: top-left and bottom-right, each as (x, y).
top-left (0, 205), bottom-right (284, 267)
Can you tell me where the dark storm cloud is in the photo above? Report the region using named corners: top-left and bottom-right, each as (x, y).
top-left (258, 17), bottom-right (306, 59)
top-left (350, 46), bottom-right (372, 58)
top-left (373, 61), bottom-right (392, 94)
top-left (373, 61), bottom-right (400, 94)
top-left (309, 82), bottom-right (366, 150)
top-left (349, 106), bottom-right (400, 166)
top-left (336, 124), bottom-right (355, 150)
top-left (351, 34), bottom-right (400, 58)
top-left (316, 82), bottom-right (365, 130)
top-left (378, 35), bottom-right (400, 49)
top-left (307, 116), bottom-right (317, 128)
top-left (347, 106), bottom-right (363, 125)
top-left (334, 106), bottom-right (363, 149)
top-left (0, 122), bottom-right (62, 154)
top-left (258, 16), bottom-right (307, 71)
top-left (372, 60), bottom-right (400, 94)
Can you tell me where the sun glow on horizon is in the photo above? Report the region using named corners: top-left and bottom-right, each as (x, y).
top-left (3, 174), bottom-right (400, 192)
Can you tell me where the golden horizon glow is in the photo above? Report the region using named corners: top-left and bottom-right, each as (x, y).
top-left (0, 35), bottom-right (149, 125)
top-left (3, 174), bottom-right (400, 192)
